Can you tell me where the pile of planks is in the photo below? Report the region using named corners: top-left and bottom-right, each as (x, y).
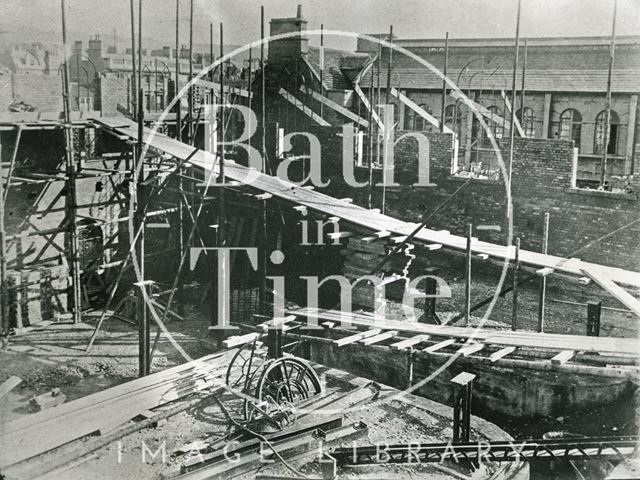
top-left (0, 352), bottom-right (227, 471)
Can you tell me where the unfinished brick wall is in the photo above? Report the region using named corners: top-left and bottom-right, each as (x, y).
top-left (9, 74), bottom-right (63, 111)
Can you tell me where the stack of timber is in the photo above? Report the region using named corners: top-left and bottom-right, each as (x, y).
top-left (0, 352), bottom-right (227, 472)
top-left (6, 265), bottom-right (68, 328)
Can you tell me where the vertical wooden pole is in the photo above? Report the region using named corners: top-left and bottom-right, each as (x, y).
top-left (366, 64), bottom-right (374, 209)
top-left (219, 23), bottom-right (226, 246)
top-left (319, 24), bottom-right (324, 120)
top-left (465, 223), bottom-right (472, 325)
top-left (0, 143), bottom-right (7, 337)
top-left (138, 0), bottom-right (142, 116)
top-left (508, 0), bottom-right (521, 182)
top-left (135, 280), bottom-right (153, 376)
top-left (61, 0), bottom-right (82, 324)
top-left (259, 6), bottom-right (268, 315)
top-left (385, 25), bottom-right (393, 106)
top-left (129, 0), bottom-right (137, 111)
top-left (520, 39), bottom-right (527, 120)
top-left (537, 212), bottom-right (549, 332)
top-left (511, 237), bottom-right (520, 331)
top-left (188, 0), bottom-right (194, 145)
top-left (440, 32), bottom-right (448, 133)
top-left (174, 0), bottom-right (181, 141)
top-left (600, 0), bottom-right (617, 188)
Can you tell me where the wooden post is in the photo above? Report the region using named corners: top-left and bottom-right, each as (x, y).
top-left (520, 39), bottom-right (527, 119)
top-left (406, 348), bottom-right (414, 389)
top-left (464, 223), bottom-right (472, 325)
top-left (422, 275), bottom-right (440, 325)
top-left (129, 0), bottom-right (137, 111)
top-left (61, 0), bottom-right (82, 324)
top-left (451, 372), bottom-right (475, 444)
top-left (259, 6), bottom-right (268, 315)
top-left (135, 280), bottom-right (154, 376)
top-left (188, 0), bottom-right (194, 145)
top-left (511, 237), bottom-right (520, 330)
top-left (587, 301), bottom-right (602, 337)
top-left (537, 213), bottom-right (550, 332)
top-left (385, 25), bottom-right (393, 106)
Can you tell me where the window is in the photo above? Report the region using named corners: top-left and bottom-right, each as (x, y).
top-left (594, 109), bottom-right (619, 155)
top-left (559, 108), bottom-right (582, 151)
top-left (404, 109), bottom-right (416, 130)
top-left (516, 107), bottom-right (535, 137)
top-left (482, 105), bottom-right (504, 147)
top-left (444, 104), bottom-right (462, 136)
top-left (415, 104), bottom-right (430, 131)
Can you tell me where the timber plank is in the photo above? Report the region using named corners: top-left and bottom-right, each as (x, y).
top-left (424, 339), bottom-right (456, 353)
top-left (334, 329), bottom-right (382, 347)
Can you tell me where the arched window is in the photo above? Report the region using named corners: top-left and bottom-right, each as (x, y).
top-left (559, 108), bottom-right (582, 150)
top-left (444, 104), bottom-right (462, 136)
top-left (594, 109), bottom-right (619, 155)
top-left (516, 107), bottom-right (535, 137)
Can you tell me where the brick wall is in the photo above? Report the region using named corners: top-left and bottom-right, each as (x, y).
top-left (10, 74), bottom-right (63, 111)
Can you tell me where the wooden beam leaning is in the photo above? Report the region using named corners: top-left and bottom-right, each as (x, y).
top-left (390, 88), bottom-right (454, 134)
top-left (278, 89), bottom-right (331, 126)
top-left (300, 86), bottom-right (369, 127)
top-left (581, 266), bottom-right (640, 318)
top-left (500, 90), bottom-right (525, 137)
top-left (334, 328), bottom-right (382, 347)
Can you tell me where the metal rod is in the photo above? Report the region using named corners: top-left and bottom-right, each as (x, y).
top-left (61, 0), bottom-right (82, 324)
top-left (511, 237), bottom-right (520, 330)
top-left (130, 0), bottom-right (137, 111)
top-left (537, 212), bottom-right (549, 332)
top-left (507, 0), bottom-right (521, 183)
top-left (600, 0), bottom-right (617, 187)
top-left (440, 32), bottom-right (448, 132)
top-left (464, 223), bottom-right (472, 325)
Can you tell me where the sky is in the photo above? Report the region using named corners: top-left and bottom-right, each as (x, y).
top-left (1, 0), bottom-right (638, 52)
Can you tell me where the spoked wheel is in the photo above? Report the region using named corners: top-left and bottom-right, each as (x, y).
top-left (244, 357), bottom-right (322, 427)
top-left (224, 341), bottom-right (268, 422)
top-left (225, 340), bottom-right (268, 392)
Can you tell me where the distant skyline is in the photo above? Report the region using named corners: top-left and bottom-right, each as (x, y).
top-left (1, 0), bottom-right (638, 53)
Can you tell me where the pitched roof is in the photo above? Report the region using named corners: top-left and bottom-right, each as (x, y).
top-left (306, 46), bottom-right (372, 91)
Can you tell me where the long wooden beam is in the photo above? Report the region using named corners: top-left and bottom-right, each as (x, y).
top-left (278, 89), bottom-right (331, 127)
top-left (501, 90), bottom-right (525, 137)
top-left (581, 265), bottom-right (640, 318)
top-left (300, 86), bottom-right (369, 127)
top-left (450, 89), bottom-right (511, 132)
top-left (390, 88), bottom-right (454, 135)
top-left (353, 83), bottom-right (384, 131)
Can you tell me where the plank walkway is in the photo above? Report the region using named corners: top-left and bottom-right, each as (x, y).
top-left (91, 117), bottom-right (640, 296)
top-left (289, 307), bottom-right (640, 359)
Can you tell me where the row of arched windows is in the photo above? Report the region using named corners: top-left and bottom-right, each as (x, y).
top-left (404, 102), bottom-right (620, 155)
top-left (559, 108), bottom-right (619, 154)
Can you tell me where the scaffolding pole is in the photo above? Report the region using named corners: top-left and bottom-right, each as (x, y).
top-left (61, 0), bottom-right (83, 324)
top-left (600, 0), bottom-right (617, 187)
top-left (0, 143), bottom-right (8, 337)
top-left (259, 6), bottom-right (268, 315)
